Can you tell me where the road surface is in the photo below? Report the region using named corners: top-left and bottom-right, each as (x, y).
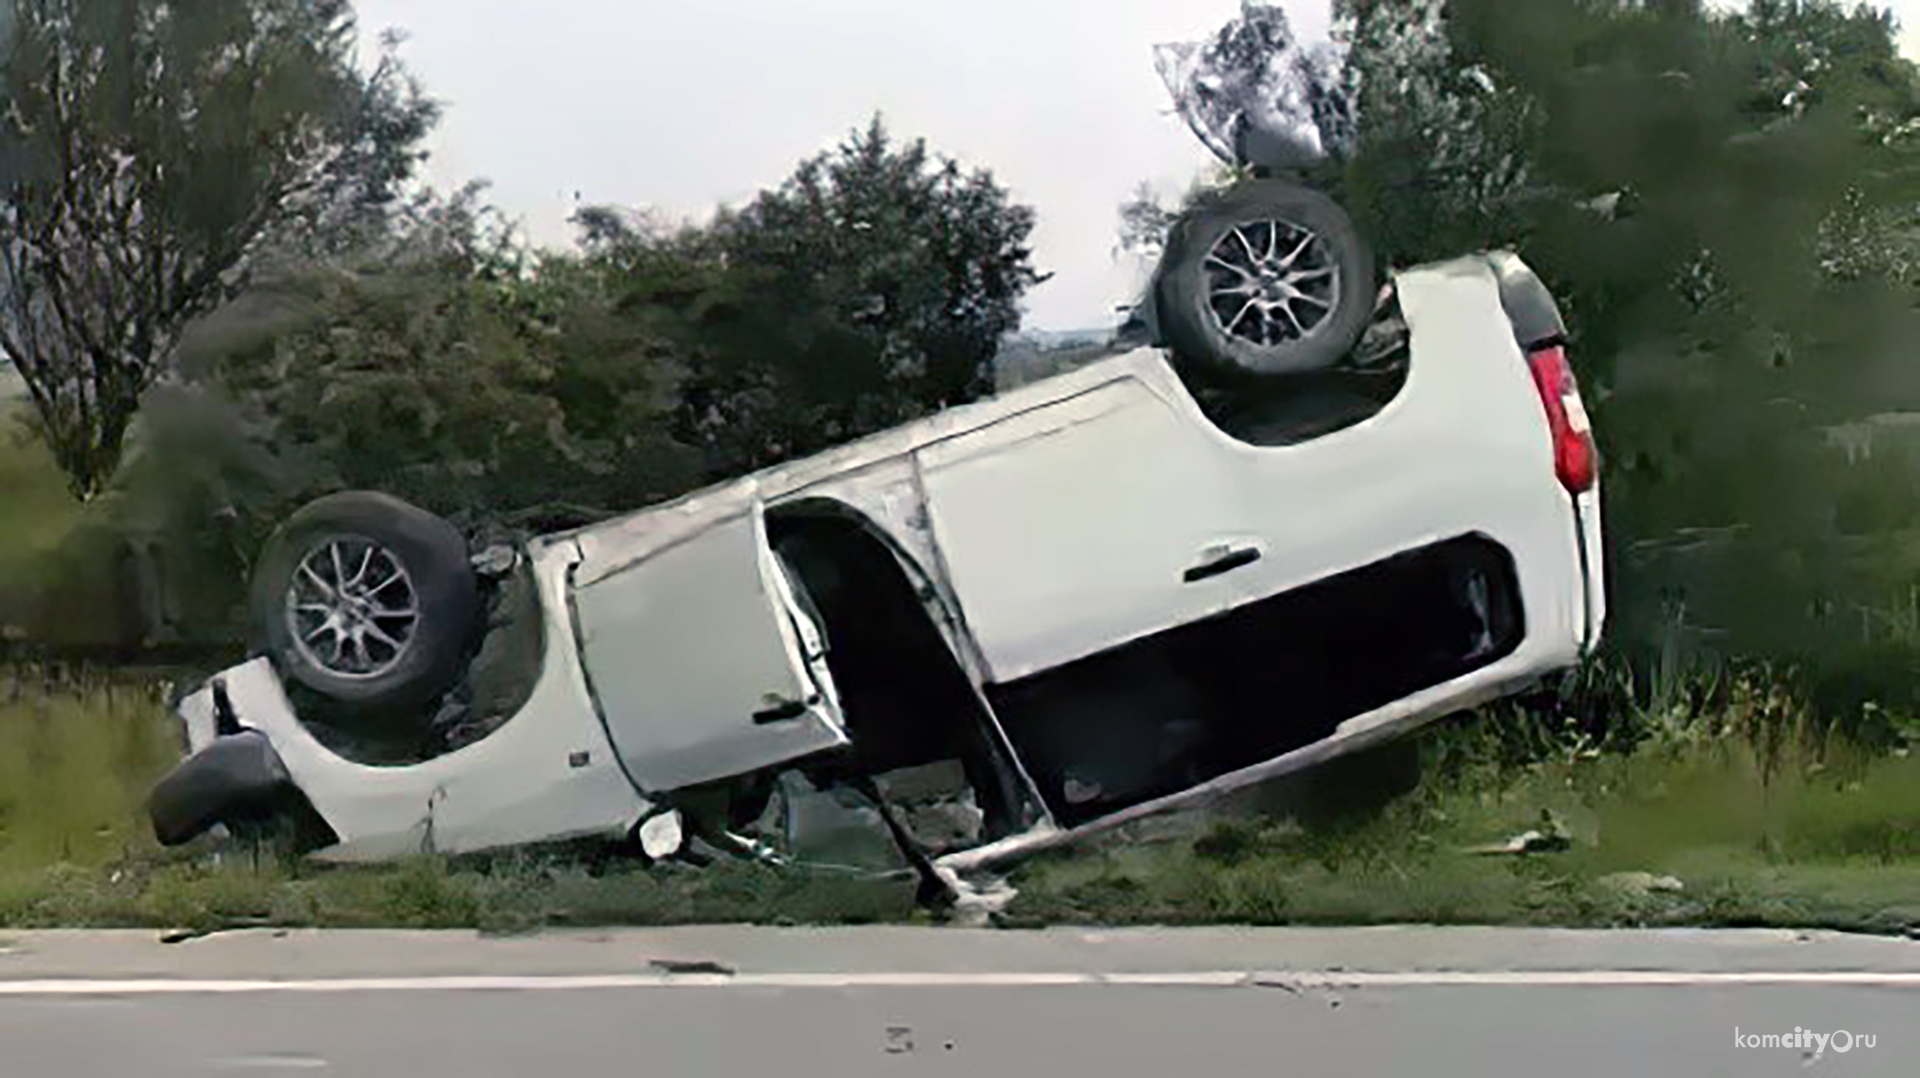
top-left (0, 926), bottom-right (1913, 1076)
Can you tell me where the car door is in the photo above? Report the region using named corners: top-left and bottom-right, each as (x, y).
top-left (915, 374), bottom-right (1254, 684)
top-left (571, 499), bottom-right (850, 794)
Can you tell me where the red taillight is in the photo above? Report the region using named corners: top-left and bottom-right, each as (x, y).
top-left (1526, 344), bottom-right (1598, 495)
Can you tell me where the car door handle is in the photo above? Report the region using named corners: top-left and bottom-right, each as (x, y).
top-left (753, 694), bottom-right (821, 725)
top-left (1184, 545), bottom-right (1263, 584)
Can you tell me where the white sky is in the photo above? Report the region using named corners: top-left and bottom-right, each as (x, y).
top-left (351, 0), bottom-right (1920, 332)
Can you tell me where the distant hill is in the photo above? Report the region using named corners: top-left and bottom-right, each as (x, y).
top-left (1020, 328), bottom-right (1113, 350)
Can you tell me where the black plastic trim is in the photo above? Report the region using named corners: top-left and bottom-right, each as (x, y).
top-left (1487, 251), bottom-right (1568, 350)
top-left (148, 731), bottom-right (297, 847)
top-left (1184, 547), bottom-right (1264, 583)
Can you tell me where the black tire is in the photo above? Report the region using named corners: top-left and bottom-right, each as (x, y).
top-left (1155, 179), bottom-right (1377, 376)
top-left (249, 491), bottom-right (478, 717)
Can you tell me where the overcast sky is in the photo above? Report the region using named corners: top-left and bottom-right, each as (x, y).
top-left (350, 1), bottom-right (1920, 333)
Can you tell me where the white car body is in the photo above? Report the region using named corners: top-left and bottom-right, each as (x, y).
top-left (170, 253), bottom-right (1606, 872)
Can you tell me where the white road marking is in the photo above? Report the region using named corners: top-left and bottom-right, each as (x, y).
top-left (1264, 971), bottom-right (1920, 988)
top-left (0, 970), bottom-right (1916, 996)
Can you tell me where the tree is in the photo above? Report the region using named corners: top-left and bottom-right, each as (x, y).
top-left (1331, 0), bottom-right (1920, 711)
top-left (641, 115), bottom-right (1046, 479)
top-left (0, 0), bottom-right (437, 498)
top-left (1115, 166), bottom-right (1252, 262)
top-left (21, 184), bottom-right (704, 652)
top-left (187, 184), bottom-right (696, 532)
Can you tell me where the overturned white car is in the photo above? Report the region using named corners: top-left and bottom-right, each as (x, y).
top-left (150, 226), bottom-right (1606, 889)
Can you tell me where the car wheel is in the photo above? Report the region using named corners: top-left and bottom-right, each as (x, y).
top-left (1155, 178), bottom-right (1377, 376)
top-left (249, 491), bottom-right (479, 717)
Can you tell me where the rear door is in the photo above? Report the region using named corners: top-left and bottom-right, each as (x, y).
top-left (572, 501), bottom-right (849, 794)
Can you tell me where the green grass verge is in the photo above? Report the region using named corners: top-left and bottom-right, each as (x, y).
top-left (1002, 737), bottom-right (1920, 935)
top-left (5, 662), bottom-right (1920, 934)
top-left (0, 856), bottom-right (924, 935)
top-left (0, 672), bottom-right (182, 873)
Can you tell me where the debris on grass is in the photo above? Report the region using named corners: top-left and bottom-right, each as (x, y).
top-left (1465, 810), bottom-right (1576, 856)
top-left (1597, 872), bottom-right (1686, 900)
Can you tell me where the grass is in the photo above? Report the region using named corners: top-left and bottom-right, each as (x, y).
top-left (1001, 725), bottom-right (1920, 935)
top-left (5, 662), bottom-right (1920, 936)
top-left (0, 669), bottom-right (183, 874)
top-left (0, 854), bottom-right (924, 935)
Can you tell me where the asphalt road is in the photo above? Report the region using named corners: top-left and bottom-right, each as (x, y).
top-left (1, 926), bottom-right (1915, 1076)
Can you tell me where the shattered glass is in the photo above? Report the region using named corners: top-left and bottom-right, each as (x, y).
top-left (1154, 2), bottom-right (1357, 171)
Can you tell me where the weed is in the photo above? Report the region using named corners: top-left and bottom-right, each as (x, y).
top-left (0, 668), bottom-right (179, 875)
